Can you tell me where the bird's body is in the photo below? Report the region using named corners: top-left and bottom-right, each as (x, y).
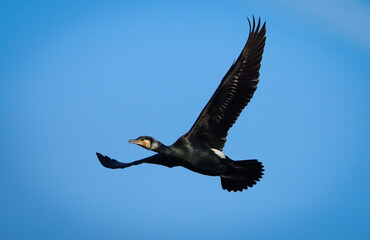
top-left (97, 17), bottom-right (266, 192)
top-left (168, 137), bottom-right (229, 176)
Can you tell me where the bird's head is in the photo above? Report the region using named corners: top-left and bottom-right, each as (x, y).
top-left (129, 136), bottom-right (160, 151)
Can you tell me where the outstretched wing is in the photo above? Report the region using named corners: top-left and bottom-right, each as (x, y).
top-left (96, 152), bottom-right (177, 169)
top-left (183, 17), bottom-right (266, 150)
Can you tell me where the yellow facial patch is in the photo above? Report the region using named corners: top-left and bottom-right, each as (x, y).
top-left (139, 141), bottom-right (147, 147)
top-left (139, 139), bottom-right (151, 148)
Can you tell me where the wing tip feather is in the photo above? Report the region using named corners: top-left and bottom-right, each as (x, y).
top-left (247, 16), bottom-right (266, 35)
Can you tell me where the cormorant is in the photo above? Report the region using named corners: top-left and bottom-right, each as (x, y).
top-left (97, 17), bottom-right (266, 192)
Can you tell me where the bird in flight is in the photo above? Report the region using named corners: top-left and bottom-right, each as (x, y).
top-left (97, 17), bottom-right (266, 192)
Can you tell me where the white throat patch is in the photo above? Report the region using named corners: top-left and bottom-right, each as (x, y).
top-left (151, 141), bottom-right (159, 150)
top-left (211, 148), bottom-right (226, 159)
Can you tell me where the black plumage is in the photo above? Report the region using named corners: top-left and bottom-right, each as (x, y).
top-left (97, 17), bottom-right (266, 192)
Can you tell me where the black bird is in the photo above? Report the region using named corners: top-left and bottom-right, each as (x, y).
top-left (97, 17), bottom-right (266, 192)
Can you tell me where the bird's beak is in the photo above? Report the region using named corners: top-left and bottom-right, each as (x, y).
top-left (129, 139), bottom-right (146, 147)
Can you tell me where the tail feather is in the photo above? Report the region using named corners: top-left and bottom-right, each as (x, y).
top-left (221, 159), bottom-right (264, 192)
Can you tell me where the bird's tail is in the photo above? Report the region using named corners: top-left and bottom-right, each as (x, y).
top-left (221, 159), bottom-right (264, 192)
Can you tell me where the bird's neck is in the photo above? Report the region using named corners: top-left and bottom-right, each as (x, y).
top-left (154, 142), bottom-right (172, 156)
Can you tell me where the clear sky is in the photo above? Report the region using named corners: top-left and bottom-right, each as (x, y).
top-left (1, 0), bottom-right (369, 239)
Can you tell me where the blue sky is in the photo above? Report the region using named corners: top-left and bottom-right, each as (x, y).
top-left (1, 0), bottom-right (369, 239)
